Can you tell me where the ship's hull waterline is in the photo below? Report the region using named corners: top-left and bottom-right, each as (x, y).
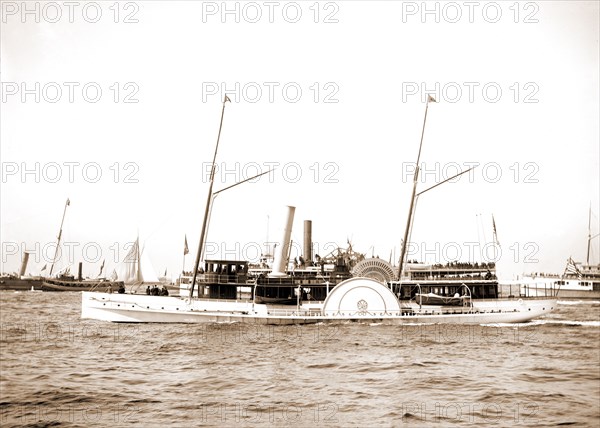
top-left (82, 291), bottom-right (556, 325)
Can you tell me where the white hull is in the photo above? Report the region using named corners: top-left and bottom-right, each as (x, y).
top-left (502, 277), bottom-right (600, 299)
top-left (82, 291), bottom-right (556, 325)
top-left (521, 287), bottom-right (600, 299)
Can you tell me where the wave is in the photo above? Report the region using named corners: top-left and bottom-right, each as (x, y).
top-left (480, 322), bottom-right (534, 327)
top-left (305, 363), bottom-right (338, 369)
top-left (400, 412), bottom-right (424, 421)
top-left (528, 319), bottom-right (600, 327)
top-left (506, 319), bottom-right (600, 327)
top-left (558, 300), bottom-right (600, 305)
top-left (481, 319), bottom-right (600, 327)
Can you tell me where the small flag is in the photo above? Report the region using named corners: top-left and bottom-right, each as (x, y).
top-left (41, 264), bottom-right (47, 272)
top-left (99, 259), bottom-right (105, 276)
top-left (184, 235), bottom-right (189, 255)
top-left (164, 268), bottom-right (167, 276)
top-left (427, 95), bottom-right (437, 103)
top-left (565, 257), bottom-right (582, 279)
top-left (224, 95), bottom-right (231, 103)
top-left (66, 198), bottom-right (70, 206)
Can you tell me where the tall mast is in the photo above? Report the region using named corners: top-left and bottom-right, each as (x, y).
top-left (587, 203), bottom-right (592, 265)
top-left (266, 215), bottom-right (270, 259)
top-left (190, 95), bottom-right (230, 298)
top-left (397, 96), bottom-right (436, 280)
top-left (49, 198), bottom-right (70, 276)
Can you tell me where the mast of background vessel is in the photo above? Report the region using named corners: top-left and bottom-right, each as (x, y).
top-left (587, 203), bottom-right (591, 265)
top-left (190, 95), bottom-right (230, 298)
top-left (49, 198), bottom-right (70, 276)
top-left (397, 96), bottom-right (435, 281)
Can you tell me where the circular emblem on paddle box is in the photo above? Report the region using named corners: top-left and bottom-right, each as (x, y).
top-left (357, 299), bottom-right (368, 314)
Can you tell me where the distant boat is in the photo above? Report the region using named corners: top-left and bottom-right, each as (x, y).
top-left (0, 274), bottom-right (43, 292)
top-left (40, 199), bottom-right (123, 292)
top-left (41, 263), bottom-right (124, 292)
top-left (516, 260), bottom-right (600, 299)
top-left (0, 251), bottom-right (43, 291)
top-left (0, 200), bottom-right (122, 292)
top-left (516, 207), bottom-right (600, 299)
top-left (41, 275), bottom-right (124, 292)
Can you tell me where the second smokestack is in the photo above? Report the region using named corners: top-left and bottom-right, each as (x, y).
top-left (303, 220), bottom-right (312, 264)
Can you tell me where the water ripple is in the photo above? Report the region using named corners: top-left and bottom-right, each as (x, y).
top-left (1, 291), bottom-right (598, 427)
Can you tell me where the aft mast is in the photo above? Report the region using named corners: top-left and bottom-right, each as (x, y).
top-left (397, 96), bottom-right (436, 281)
top-left (587, 203), bottom-right (592, 265)
top-left (190, 95), bottom-right (231, 298)
top-left (49, 198), bottom-right (70, 276)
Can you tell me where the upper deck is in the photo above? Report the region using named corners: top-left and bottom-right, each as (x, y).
top-left (404, 262), bottom-right (497, 282)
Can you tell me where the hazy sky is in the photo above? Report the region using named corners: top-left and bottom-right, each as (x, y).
top-left (1, 1), bottom-right (599, 280)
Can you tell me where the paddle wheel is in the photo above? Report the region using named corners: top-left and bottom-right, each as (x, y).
top-left (351, 258), bottom-right (396, 283)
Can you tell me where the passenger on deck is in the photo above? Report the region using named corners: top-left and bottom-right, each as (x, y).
top-left (161, 286), bottom-right (169, 296)
top-left (118, 284), bottom-right (125, 294)
top-left (146, 286), bottom-right (151, 295)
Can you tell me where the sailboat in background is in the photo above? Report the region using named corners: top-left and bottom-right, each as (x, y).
top-left (119, 236), bottom-right (161, 293)
top-left (121, 237), bottom-right (142, 284)
top-left (158, 268), bottom-right (171, 285)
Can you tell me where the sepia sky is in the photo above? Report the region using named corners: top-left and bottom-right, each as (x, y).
top-left (1, 1), bottom-right (598, 280)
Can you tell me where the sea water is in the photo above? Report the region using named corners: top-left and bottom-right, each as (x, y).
top-left (1, 291), bottom-right (599, 427)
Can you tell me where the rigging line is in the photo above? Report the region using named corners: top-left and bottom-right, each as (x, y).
top-left (481, 214), bottom-right (488, 249)
top-left (475, 214), bottom-right (482, 262)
